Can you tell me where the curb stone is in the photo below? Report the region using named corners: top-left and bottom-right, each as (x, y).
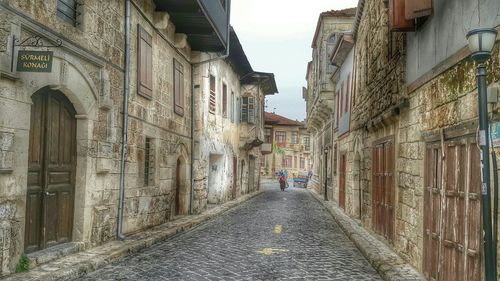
top-left (4, 190), bottom-right (263, 281)
top-left (308, 188), bottom-right (426, 281)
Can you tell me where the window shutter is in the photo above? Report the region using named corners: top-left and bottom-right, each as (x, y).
top-left (222, 84), bottom-right (228, 118)
top-left (241, 97), bottom-right (248, 123)
top-left (389, 0), bottom-right (415, 31)
top-left (173, 59), bottom-right (184, 116)
top-left (405, 0), bottom-right (432, 20)
top-left (137, 25), bottom-right (153, 98)
top-left (248, 97), bottom-right (255, 124)
top-left (345, 74), bottom-right (350, 113)
top-left (230, 91), bottom-right (235, 122)
top-left (209, 75), bottom-right (216, 114)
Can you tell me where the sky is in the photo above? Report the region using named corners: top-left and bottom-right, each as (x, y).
top-left (231, 0), bottom-right (359, 121)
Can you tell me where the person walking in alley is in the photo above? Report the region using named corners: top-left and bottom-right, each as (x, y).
top-left (279, 173), bottom-right (286, 191)
top-left (284, 169), bottom-right (289, 188)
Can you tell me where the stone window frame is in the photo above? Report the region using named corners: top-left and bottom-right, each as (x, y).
top-left (291, 131), bottom-right (299, 144)
top-left (275, 131), bottom-right (286, 145)
top-left (173, 58), bottom-right (184, 116)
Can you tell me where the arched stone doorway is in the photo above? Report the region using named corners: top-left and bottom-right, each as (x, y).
top-left (175, 156), bottom-right (189, 215)
top-left (25, 87), bottom-right (77, 253)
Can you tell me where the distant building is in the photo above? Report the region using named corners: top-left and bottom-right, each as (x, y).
top-left (262, 112), bottom-right (311, 179)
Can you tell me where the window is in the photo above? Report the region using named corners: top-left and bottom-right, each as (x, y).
top-left (137, 25), bottom-right (153, 99)
top-left (57, 0), bottom-right (81, 26)
top-left (230, 91), bottom-right (235, 122)
top-left (222, 83), bottom-right (228, 118)
top-left (209, 75), bottom-right (216, 114)
top-left (275, 131), bottom-right (286, 145)
top-left (241, 96), bottom-right (255, 123)
top-left (345, 74), bottom-right (350, 113)
top-left (300, 157), bottom-right (305, 169)
top-left (291, 132), bottom-right (299, 144)
top-left (303, 136), bottom-right (310, 151)
top-left (282, 156), bottom-right (292, 168)
top-left (144, 138), bottom-right (155, 186)
top-left (264, 128), bottom-right (272, 143)
top-left (293, 156), bottom-right (297, 168)
top-left (173, 59), bottom-right (184, 116)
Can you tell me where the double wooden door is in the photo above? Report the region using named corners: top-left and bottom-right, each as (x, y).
top-left (25, 89), bottom-right (76, 253)
top-left (423, 139), bottom-right (481, 281)
top-left (372, 137), bottom-right (395, 242)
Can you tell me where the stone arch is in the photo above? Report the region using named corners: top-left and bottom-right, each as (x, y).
top-left (351, 134), bottom-right (365, 221)
top-left (172, 143), bottom-right (190, 216)
top-left (20, 54), bottom-right (99, 246)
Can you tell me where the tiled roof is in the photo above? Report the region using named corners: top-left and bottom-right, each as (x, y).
top-left (320, 7), bottom-right (357, 18)
top-left (265, 112), bottom-right (304, 126)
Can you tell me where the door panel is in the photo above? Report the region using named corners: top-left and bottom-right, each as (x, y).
top-left (25, 89), bottom-right (76, 252)
top-left (423, 139), bottom-right (481, 281)
top-left (339, 154), bottom-right (346, 210)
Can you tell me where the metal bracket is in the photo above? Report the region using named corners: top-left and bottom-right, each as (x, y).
top-left (8, 34), bottom-right (63, 72)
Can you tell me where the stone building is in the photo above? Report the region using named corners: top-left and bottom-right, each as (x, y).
top-left (0, 0), bottom-right (270, 276)
top-left (306, 0), bottom-right (500, 279)
top-left (304, 8), bottom-right (356, 198)
top-left (192, 30), bottom-right (277, 209)
top-left (261, 112), bottom-right (311, 179)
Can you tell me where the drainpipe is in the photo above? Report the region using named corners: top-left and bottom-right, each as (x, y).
top-left (117, 0), bottom-right (131, 240)
top-left (189, 0), bottom-right (231, 215)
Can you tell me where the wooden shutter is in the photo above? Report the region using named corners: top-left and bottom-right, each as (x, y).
top-left (345, 74), bottom-right (350, 113)
top-left (173, 59), bottom-right (184, 116)
top-left (339, 83), bottom-right (344, 118)
top-left (248, 97), bottom-right (255, 124)
top-left (137, 25), bottom-right (153, 98)
top-left (389, 0), bottom-right (415, 31)
top-left (222, 84), bottom-right (228, 117)
top-left (241, 97), bottom-right (248, 122)
top-left (209, 75), bottom-right (216, 114)
top-left (405, 0), bottom-right (432, 19)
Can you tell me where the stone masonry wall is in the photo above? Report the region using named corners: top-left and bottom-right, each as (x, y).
top-left (0, 0), bottom-right (193, 274)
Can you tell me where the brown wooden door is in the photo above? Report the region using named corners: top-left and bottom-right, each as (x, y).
top-left (423, 139), bottom-right (481, 281)
top-left (339, 154), bottom-right (346, 210)
top-left (25, 89), bottom-right (76, 253)
top-left (232, 157), bottom-right (237, 199)
top-left (372, 137), bottom-right (395, 242)
top-left (175, 158), bottom-right (181, 216)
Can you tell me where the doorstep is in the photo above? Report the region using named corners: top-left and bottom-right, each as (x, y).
top-left (5, 190), bottom-right (263, 281)
top-left (27, 242), bottom-right (84, 269)
top-left (308, 188), bottom-right (426, 281)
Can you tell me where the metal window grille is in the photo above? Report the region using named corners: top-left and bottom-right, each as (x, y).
top-left (57, 0), bottom-right (81, 27)
top-left (209, 75), bottom-right (216, 114)
top-left (144, 138), bottom-right (155, 186)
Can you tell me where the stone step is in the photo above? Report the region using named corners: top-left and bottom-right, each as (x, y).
top-left (27, 242), bottom-right (84, 269)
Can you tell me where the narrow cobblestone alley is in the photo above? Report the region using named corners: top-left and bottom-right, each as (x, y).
top-left (75, 184), bottom-right (381, 281)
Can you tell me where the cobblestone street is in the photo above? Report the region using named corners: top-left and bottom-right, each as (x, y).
top-left (76, 183), bottom-right (382, 281)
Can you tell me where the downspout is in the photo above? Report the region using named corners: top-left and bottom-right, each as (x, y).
top-left (117, 0), bottom-right (131, 240)
top-left (189, 0), bottom-right (231, 214)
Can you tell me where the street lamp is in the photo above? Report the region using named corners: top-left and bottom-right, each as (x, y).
top-left (323, 147), bottom-right (329, 201)
top-left (467, 27), bottom-right (498, 281)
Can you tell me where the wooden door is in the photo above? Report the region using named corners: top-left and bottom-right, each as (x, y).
top-left (232, 157), bottom-right (237, 199)
top-left (175, 158), bottom-right (181, 216)
top-left (372, 137), bottom-right (395, 242)
top-left (423, 139), bottom-right (481, 281)
top-left (339, 154), bottom-right (346, 210)
top-left (25, 89), bottom-right (76, 253)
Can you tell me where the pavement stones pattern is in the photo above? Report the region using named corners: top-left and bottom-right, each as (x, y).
top-left (75, 184), bottom-right (382, 281)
